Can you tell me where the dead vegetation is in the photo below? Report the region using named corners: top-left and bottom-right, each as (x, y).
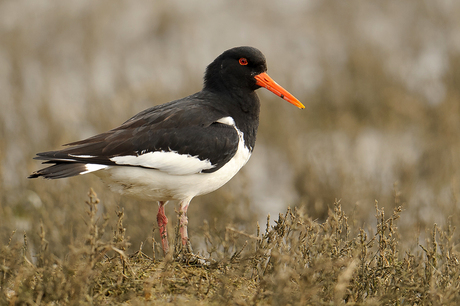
top-left (2, 1), bottom-right (460, 305)
top-left (2, 189), bottom-right (460, 305)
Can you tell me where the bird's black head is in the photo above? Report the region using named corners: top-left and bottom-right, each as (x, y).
top-left (204, 46), bottom-right (267, 93)
top-left (204, 46), bottom-right (305, 109)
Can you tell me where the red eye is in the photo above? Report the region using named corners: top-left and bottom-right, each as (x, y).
top-left (239, 58), bottom-right (248, 65)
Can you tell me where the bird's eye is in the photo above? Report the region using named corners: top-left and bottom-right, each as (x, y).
top-left (239, 58), bottom-right (248, 66)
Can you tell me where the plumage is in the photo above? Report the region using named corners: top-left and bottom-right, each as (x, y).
top-left (29, 46), bottom-right (304, 256)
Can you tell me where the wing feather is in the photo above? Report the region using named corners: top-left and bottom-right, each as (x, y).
top-left (31, 93), bottom-right (240, 178)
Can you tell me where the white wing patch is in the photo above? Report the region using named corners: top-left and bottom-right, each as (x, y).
top-left (81, 164), bottom-right (108, 175)
top-left (69, 154), bottom-right (96, 158)
top-left (110, 151), bottom-right (214, 175)
top-left (216, 116), bottom-right (235, 126)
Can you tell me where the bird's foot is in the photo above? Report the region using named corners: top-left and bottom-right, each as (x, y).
top-left (173, 226), bottom-right (214, 266)
top-left (174, 250), bottom-right (216, 267)
top-left (173, 236), bottom-right (193, 256)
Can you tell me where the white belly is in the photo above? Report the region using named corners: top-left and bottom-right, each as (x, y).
top-left (94, 135), bottom-right (251, 202)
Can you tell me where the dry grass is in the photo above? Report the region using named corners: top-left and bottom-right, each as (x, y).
top-left (2, 189), bottom-right (460, 305)
top-left (2, 1), bottom-right (460, 305)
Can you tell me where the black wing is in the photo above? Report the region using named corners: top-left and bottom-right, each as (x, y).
top-left (29, 93), bottom-right (240, 178)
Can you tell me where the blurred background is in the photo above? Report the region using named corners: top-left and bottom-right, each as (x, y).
top-left (1, 0), bottom-right (460, 257)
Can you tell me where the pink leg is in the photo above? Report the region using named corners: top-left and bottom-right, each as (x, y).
top-left (157, 201), bottom-right (169, 255)
top-left (179, 199), bottom-right (192, 252)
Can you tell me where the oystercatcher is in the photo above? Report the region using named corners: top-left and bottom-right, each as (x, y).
top-left (29, 46), bottom-right (304, 256)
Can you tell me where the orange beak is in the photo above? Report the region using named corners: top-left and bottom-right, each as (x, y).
top-left (254, 72), bottom-right (305, 109)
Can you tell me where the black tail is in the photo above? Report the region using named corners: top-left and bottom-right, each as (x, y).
top-left (28, 162), bottom-right (88, 179)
